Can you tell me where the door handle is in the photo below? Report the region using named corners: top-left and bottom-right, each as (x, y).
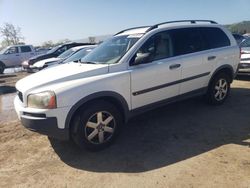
top-left (208, 56), bottom-right (216, 61)
top-left (169, 64), bottom-right (181, 70)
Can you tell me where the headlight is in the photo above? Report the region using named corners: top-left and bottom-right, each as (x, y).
top-left (22, 61), bottom-right (28, 66)
top-left (27, 91), bottom-right (57, 109)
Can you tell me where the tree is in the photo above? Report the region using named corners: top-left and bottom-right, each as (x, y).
top-left (0, 23), bottom-right (24, 47)
top-left (41, 40), bottom-right (54, 48)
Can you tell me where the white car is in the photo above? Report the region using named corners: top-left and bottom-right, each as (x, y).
top-left (30, 45), bottom-right (96, 71)
top-left (238, 53), bottom-right (250, 75)
top-left (14, 20), bottom-right (240, 150)
top-left (0, 45), bottom-right (43, 73)
top-left (240, 37), bottom-right (250, 54)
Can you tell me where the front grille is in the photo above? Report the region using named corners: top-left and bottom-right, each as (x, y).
top-left (17, 91), bottom-right (23, 102)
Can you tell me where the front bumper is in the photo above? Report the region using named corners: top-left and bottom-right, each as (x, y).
top-left (14, 96), bottom-right (70, 140)
top-left (21, 115), bottom-right (69, 140)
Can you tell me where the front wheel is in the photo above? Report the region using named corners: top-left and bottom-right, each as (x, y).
top-left (71, 100), bottom-right (123, 150)
top-left (206, 73), bottom-right (231, 105)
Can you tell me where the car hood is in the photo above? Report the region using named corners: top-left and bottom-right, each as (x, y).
top-left (33, 57), bottom-right (61, 68)
top-left (16, 63), bottom-right (109, 93)
top-left (28, 53), bottom-right (56, 64)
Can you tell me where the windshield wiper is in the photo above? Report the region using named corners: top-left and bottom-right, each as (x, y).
top-left (80, 61), bottom-right (98, 64)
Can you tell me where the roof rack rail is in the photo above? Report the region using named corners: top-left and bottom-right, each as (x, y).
top-left (146, 20), bottom-right (218, 33)
top-left (115, 26), bottom-right (150, 36)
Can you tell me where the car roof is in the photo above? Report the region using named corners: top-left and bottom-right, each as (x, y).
top-left (116, 20), bottom-right (218, 36)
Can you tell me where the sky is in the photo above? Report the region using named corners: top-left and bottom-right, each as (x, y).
top-left (0, 0), bottom-right (250, 45)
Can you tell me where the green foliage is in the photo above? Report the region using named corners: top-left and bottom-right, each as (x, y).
top-left (226, 21), bottom-right (250, 34)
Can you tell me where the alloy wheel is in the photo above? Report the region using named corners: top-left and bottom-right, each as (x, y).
top-left (84, 111), bottom-right (116, 144)
top-left (214, 78), bottom-right (228, 101)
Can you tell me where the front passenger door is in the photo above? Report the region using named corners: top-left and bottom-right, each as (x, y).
top-left (4, 47), bottom-right (20, 67)
top-left (130, 31), bottom-right (182, 109)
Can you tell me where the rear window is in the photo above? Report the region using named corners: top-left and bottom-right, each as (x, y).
top-left (20, 46), bottom-right (32, 53)
top-left (200, 27), bottom-right (230, 49)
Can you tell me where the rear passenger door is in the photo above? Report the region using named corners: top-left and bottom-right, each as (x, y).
top-left (170, 28), bottom-right (213, 95)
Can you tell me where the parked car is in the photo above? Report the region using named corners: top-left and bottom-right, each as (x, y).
top-left (240, 37), bottom-right (250, 53)
top-left (22, 42), bottom-right (93, 71)
top-left (238, 53), bottom-right (250, 75)
top-left (14, 20), bottom-right (239, 150)
top-left (35, 47), bottom-right (50, 54)
top-left (31, 45), bottom-right (96, 71)
top-left (0, 45), bottom-right (45, 74)
top-left (232, 33), bottom-right (246, 45)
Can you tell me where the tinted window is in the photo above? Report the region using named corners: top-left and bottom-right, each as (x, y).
top-left (200, 27), bottom-right (230, 49)
top-left (135, 31), bottom-right (173, 63)
top-left (20, 46), bottom-right (32, 53)
top-left (169, 28), bottom-right (205, 56)
top-left (55, 46), bottom-right (68, 55)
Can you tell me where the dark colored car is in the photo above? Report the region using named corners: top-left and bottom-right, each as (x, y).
top-left (232, 33), bottom-right (246, 45)
top-left (22, 42), bottom-right (93, 70)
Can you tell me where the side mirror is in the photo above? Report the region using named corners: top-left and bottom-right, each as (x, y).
top-left (132, 53), bottom-right (151, 66)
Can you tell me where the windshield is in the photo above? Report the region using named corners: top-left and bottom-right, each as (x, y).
top-left (64, 48), bottom-right (94, 63)
top-left (58, 48), bottom-right (75, 59)
top-left (46, 45), bottom-right (61, 54)
top-left (81, 35), bottom-right (141, 64)
top-left (240, 38), bottom-right (250, 47)
top-left (0, 47), bottom-right (8, 54)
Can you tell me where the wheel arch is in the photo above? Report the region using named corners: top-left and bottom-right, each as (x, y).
top-left (64, 91), bottom-right (130, 130)
top-left (209, 65), bottom-right (234, 86)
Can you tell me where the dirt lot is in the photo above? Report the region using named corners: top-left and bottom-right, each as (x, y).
top-left (0, 71), bottom-right (250, 188)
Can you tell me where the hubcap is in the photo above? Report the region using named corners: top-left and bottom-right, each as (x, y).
top-left (84, 111), bottom-right (115, 144)
top-left (214, 78), bottom-right (228, 101)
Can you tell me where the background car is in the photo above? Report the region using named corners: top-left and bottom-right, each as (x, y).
top-left (32, 45), bottom-right (97, 70)
top-left (0, 45), bottom-right (46, 74)
top-left (240, 37), bottom-right (250, 53)
top-left (22, 42), bottom-right (94, 71)
top-left (238, 53), bottom-right (250, 75)
top-left (232, 33), bottom-right (246, 45)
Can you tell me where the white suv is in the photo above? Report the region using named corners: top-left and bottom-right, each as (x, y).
top-left (14, 20), bottom-right (240, 150)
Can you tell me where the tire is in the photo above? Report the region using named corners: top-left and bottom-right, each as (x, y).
top-left (0, 62), bottom-right (5, 74)
top-left (205, 72), bottom-right (231, 105)
top-left (70, 100), bottom-right (123, 150)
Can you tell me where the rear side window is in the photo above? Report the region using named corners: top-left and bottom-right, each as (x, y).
top-left (20, 46), bottom-right (32, 53)
top-left (200, 27), bottom-right (230, 49)
top-left (169, 28), bottom-right (205, 56)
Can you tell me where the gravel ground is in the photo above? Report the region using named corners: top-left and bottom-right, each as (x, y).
top-left (0, 72), bottom-right (250, 188)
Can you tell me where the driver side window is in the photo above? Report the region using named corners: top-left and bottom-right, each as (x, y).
top-left (133, 31), bottom-right (173, 65)
top-left (5, 47), bottom-right (19, 54)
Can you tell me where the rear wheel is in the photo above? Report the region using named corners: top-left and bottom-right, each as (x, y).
top-left (0, 62), bottom-right (5, 74)
top-left (206, 73), bottom-right (231, 105)
top-left (71, 100), bottom-right (123, 150)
